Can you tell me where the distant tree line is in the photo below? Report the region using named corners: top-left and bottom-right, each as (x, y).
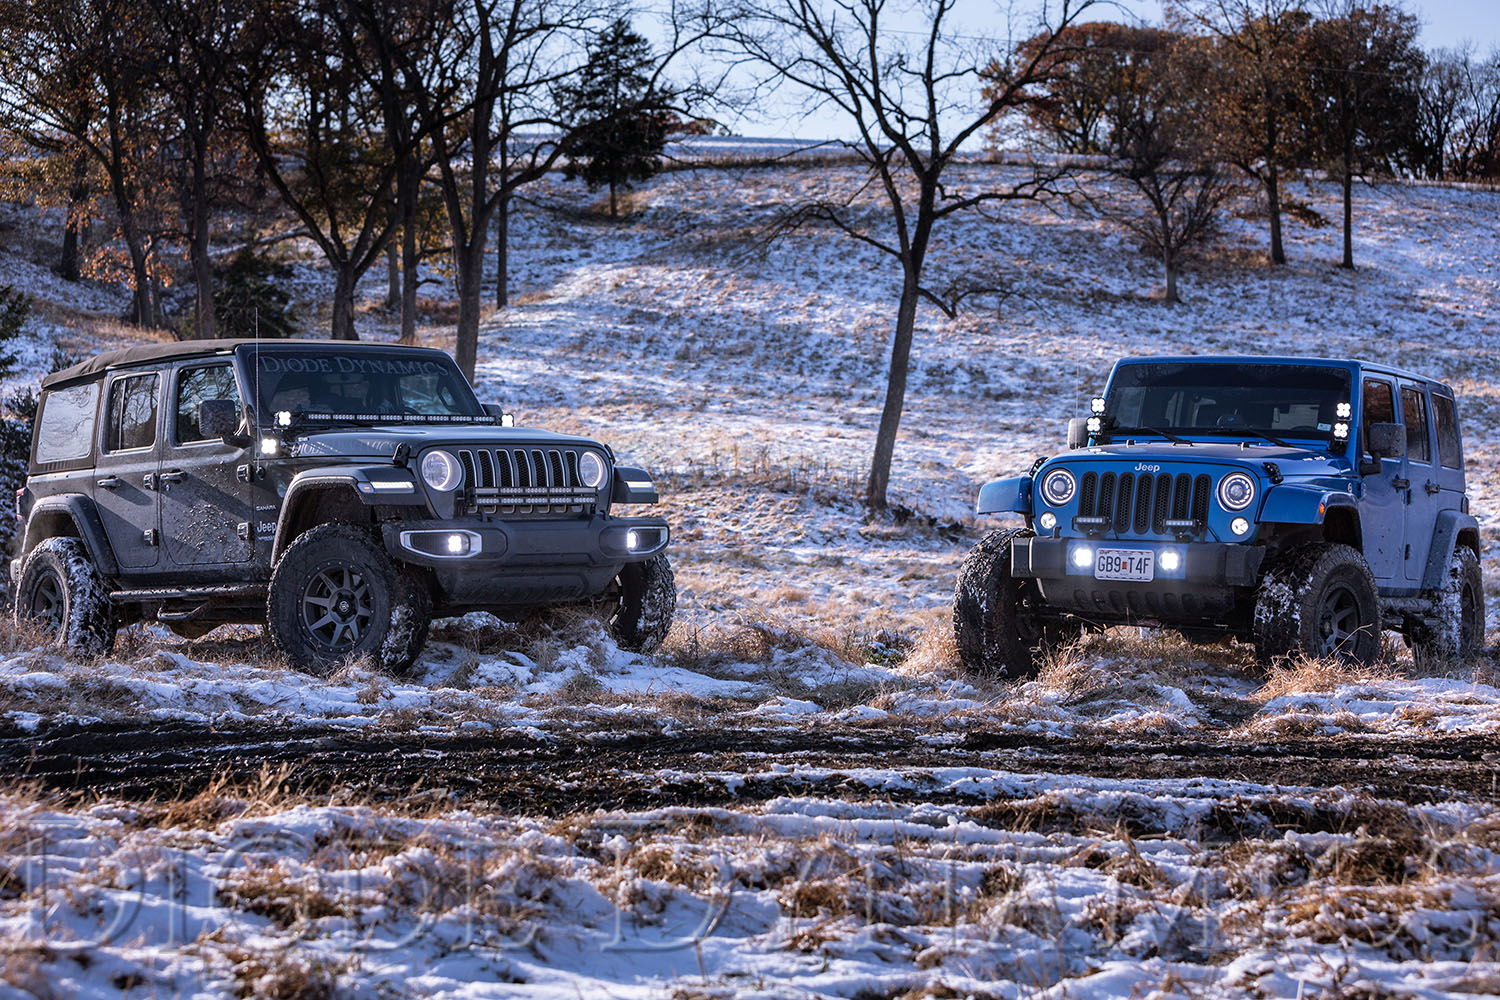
top-left (0, 0), bottom-right (703, 378)
top-left (995, 0), bottom-right (1500, 297)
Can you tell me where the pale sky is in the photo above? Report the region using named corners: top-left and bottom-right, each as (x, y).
top-left (704, 0), bottom-right (1499, 140)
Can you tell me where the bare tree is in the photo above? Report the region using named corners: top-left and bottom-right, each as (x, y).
top-left (1305, 2), bottom-right (1423, 269)
top-left (1169, 0), bottom-right (1312, 265)
top-left (719, 0), bottom-right (1099, 513)
top-left (1064, 30), bottom-right (1238, 303)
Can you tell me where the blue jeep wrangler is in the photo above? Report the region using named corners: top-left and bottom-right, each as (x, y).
top-left (954, 356), bottom-right (1485, 674)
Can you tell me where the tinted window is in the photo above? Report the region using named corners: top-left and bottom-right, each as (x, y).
top-left (1362, 378), bottom-right (1395, 429)
top-left (175, 364), bottom-right (241, 444)
top-left (105, 373), bottom-right (158, 452)
top-left (1104, 363), bottom-right (1351, 442)
top-left (34, 382), bottom-right (99, 464)
top-left (1400, 386), bottom-right (1430, 463)
top-left (1433, 394), bottom-right (1462, 469)
top-left (250, 350), bottom-right (481, 421)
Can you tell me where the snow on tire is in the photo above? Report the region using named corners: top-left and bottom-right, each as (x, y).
top-left (1411, 547), bottom-right (1485, 667)
top-left (608, 554), bottom-right (675, 653)
top-left (1252, 542), bottom-right (1380, 666)
top-left (267, 525), bottom-right (431, 675)
top-left (953, 528), bottom-right (1061, 679)
top-left (14, 537), bottom-right (115, 657)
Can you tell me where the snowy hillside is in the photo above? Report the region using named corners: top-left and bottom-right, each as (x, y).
top-left (0, 164), bottom-right (1498, 998)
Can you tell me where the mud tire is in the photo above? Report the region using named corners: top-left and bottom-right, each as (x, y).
top-left (268, 525), bottom-right (430, 675)
top-left (14, 537), bottom-right (115, 656)
top-left (1253, 543), bottom-right (1380, 666)
top-left (953, 529), bottom-right (1068, 679)
top-left (607, 553), bottom-right (675, 653)
top-left (1410, 547), bottom-right (1485, 668)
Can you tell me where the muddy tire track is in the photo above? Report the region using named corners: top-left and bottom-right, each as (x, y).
top-left (2, 722), bottom-right (1497, 820)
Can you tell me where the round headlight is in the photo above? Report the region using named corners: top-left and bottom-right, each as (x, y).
top-left (1040, 469), bottom-right (1077, 506)
top-left (578, 452), bottom-right (606, 489)
top-left (1218, 472), bottom-right (1256, 511)
top-left (421, 450), bottom-right (463, 492)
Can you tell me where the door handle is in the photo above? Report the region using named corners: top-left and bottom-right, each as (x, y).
top-left (1424, 481), bottom-right (1441, 495)
top-left (96, 476), bottom-right (121, 489)
top-left (1391, 478), bottom-right (1409, 490)
top-left (160, 469), bottom-right (186, 483)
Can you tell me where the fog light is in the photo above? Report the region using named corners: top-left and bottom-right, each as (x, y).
top-left (1231, 517), bottom-right (1251, 536)
top-left (1159, 549), bottom-right (1181, 572)
top-left (1039, 511), bottom-right (1057, 530)
top-left (446, 533), bottom-right (468, 555)
top-left (1071, 545), bottom-right (1094, 569)
top-left (626, 529), bottom-right (640, 551)
top-left (260, 436), bottom-right (278, 455)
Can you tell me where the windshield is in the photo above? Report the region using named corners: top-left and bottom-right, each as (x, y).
top-left (1103, 363), bottom-right (1352, 443)
top-left (245, 349), bottom-right (484, 423)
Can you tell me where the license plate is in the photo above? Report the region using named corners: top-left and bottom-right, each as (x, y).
top-left (1095, 549), bottom-right (1154, 581)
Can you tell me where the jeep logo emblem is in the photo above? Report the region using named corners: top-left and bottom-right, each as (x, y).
top-left (1134, 463), bottom-right (1161, 473)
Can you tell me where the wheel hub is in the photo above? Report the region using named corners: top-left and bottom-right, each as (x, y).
top-left (301, 566), bottom-right (373, 652)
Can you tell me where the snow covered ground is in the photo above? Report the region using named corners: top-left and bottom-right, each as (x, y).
top-left (1, 162), bottom-right (1499, 997)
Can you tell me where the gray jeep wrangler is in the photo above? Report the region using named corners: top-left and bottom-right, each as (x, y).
top-left (11, 339), bottom-right (674, 672)
top-left (954, 356), bottom-right (1485, 675)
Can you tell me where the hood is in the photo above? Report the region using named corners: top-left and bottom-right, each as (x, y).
top-left (1053, 441), bottom-right (1354, 482)
top-left (282, 423), bottom-right (608, 462)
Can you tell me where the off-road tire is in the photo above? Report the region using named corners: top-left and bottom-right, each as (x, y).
top-left (14, 537), bottom-right (115, 656)
top-left (1252, 543), bottom-right (1380, 666)
top-left (953, 529), bottom-right (1067, 679)
top-left (607, 554), bottom-right (675, 653)
top-left (267, 525), bottom-right (430, 675)
top-left (1410, 547), bottom-right (1485, 668)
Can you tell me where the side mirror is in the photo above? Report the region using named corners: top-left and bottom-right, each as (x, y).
top-left (1067, 417), bottom-right (1090, 450)
top-left (1367, 422), bottom-right (1405, 460)
top-left (200, 398), bottom-right (241, 442)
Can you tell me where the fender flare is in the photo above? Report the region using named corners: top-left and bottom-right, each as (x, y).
top-left (976, 476), bottom-right (1031, 516)
top-left (1421, 509), bottom-right (1481, 591)
top-left (22, 494), bottom-right (120, 578)
top-left (273, 467), bottom-right (428, 559)
top-left (1258, 485), bottom-right (1358, 525)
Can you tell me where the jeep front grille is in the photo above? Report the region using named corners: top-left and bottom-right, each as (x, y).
top-left (1077, 471), bottom-right (1211, 536)
top-left (455, 447), bottom-right (599, 516)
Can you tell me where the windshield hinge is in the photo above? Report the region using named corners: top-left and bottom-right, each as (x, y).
top-left (392, 443), bottom-right (411, 468)
top-left (1262, 462), bottom-right (1283, 485)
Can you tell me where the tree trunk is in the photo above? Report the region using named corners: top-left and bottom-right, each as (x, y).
top-left (609, 179), bottom-right (617, 218)
top-left (398, 160), bottom-right (419, 345)
top-left (1266, 164), bottom-right (1286, 265)
top-left (454, 240), bottom-right (485, 383)
top-left (495, 193), bottom-right (509, 309)
top-left (385, 241), bottom-right (400, 310)
top-left (331, 267), bottom-right (360, 340)
top-left (1340, 146), bottom-right (1355, 269)
top-left (59, 153), bottom-right (89, 282)
top-left (122, 223), bottom-right (154, 328)
top-left (189, 150), bottom-right (217, 340)
top-left (865, 269), bottom-right (922, 513)
top-left (1164, 258), bottom-right (1180, 304)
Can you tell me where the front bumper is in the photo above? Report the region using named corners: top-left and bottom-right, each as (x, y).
top-left (1011, 537), bottom-right (1263, 587)
top-left (381, 515), bottom-right (670, 610)
top-left (382, 515), bottom-right (669, 570)
top-left (1011, 536), bottom-right (1264, 625)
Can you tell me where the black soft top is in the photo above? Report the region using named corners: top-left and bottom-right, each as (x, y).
top-left (41, 339), bottom-right (457, 390)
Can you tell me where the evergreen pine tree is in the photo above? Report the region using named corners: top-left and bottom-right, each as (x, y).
top-left (558, 19), bottom-right (675, 218)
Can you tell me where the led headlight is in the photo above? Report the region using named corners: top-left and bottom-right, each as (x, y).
top-left (1040, 469), bottom-right (1076, 506)
top-left (1217, 472), bottom-right (1256, 511)
top-left (421, 449), bottom-right (463, 492)
top-left (578, 451), bottom-right (606, 489)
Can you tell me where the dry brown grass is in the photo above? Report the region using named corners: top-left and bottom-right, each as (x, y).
top-left (1256, 656), bottom-right (1400, 702)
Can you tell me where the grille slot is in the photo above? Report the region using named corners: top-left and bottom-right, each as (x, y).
top-left (1072, 468), bottom-right (1217, 536)
top-left (455, 447), bottom-right (600, 516)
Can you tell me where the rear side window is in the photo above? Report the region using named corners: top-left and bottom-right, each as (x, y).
top-left (34, 382), bottom-right (99, 464)
top-left (1433, 394), bottom-right (1462, 469)
top-left (1400, 386), bottom-right (1430, 463)
top-left (175, 364), bottom-right (241, 444)
top-left (104, 373), bottom-right (159, 453)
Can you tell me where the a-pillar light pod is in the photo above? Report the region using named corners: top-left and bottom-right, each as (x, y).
top-left (1091, 397), bottom-right (1106, 414)
top-left (1333, 422), bottom-right (1350, 440)
top-left (260, 437), bottom-right (278, 455)
top-left (1336, 402), bottom-right (1352, 419)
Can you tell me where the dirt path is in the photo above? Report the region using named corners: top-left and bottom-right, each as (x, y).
top-left (3, 722), bottom-right (1497, 823)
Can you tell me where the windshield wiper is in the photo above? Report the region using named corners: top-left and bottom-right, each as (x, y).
top-left (1195, 428), bottom-right (1295, 448)
top-left (1108, 425), bottom-right (1193, 446)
